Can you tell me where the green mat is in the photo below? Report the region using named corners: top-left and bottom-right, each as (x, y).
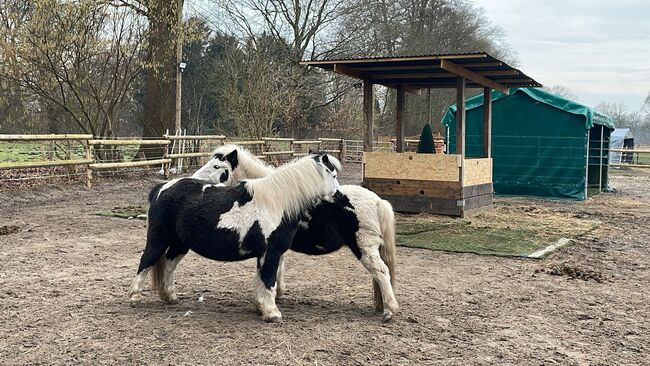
top-left (395, 206), bottom-right (599, 257)
top-left (95, 206), bottom-right (147, 220)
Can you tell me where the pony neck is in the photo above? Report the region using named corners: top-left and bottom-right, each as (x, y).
top-left (246, 158), bottom-right (325, 220)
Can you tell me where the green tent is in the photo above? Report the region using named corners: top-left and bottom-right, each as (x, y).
top-left (442, 88), bottom-right (615, 200)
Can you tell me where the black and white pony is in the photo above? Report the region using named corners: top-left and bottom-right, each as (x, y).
top-left (128, 153), bottom-right (341, 322)
top-left (194, 145), bottom-right (399, 322)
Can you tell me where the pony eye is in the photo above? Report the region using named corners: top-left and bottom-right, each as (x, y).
top-left (213, 165), bottom-right (220, 169)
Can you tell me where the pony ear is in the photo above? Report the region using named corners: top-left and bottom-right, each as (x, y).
top-left (225, 149), bottom-right (238, 169)
top-left (308, 148), bottom-right (313, 154)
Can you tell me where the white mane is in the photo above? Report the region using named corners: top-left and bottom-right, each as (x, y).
top-left (246, 155), bottom-right (336, 220)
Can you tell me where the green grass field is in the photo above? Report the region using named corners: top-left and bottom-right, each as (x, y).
top-left (0, 142), bottom-right (140, 163)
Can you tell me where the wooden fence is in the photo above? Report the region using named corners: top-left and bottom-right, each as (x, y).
top-left (0, 134), bottom-right (350, 188)
top-left (609, 148), bottom-right (650, 168)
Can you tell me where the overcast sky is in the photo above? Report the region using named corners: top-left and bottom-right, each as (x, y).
top-left (477, 0), bottom-right (650, 110)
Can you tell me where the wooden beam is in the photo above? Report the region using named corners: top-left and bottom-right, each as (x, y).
top-left (483, 87), bottom-right (492, 158)
top-left (0, 134), bottom-right (93, 141)
top-left (363, 79), bottom-right (374, 152)
top-left (441, 59), bottom-right (509, 94)
top-left (301, 53), bottom-right (487, 66)
top-left (351, 62), bottom-right (503, 72)
top-left (0, 159), bottom-right (93, 171)
top-left (396, 86), bottom-right (405, 153)
top-left (88, 139), bottom-right (170, 145)
top-left (89, 158), bottom-right (171, 170)
top-left (456, 77), bottom-right (466, 189)
top-left (163, 134), bottom-right (226, 140)
top-left (333, 64), bottom-right (365, 79)
top-left (369, 70), bottom-right (518, 80)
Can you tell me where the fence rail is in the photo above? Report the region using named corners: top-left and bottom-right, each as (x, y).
top-left (0, 133), bottom-right (399, 188)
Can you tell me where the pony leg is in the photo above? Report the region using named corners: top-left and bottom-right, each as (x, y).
top-left (128, 233), bottom-right (169, 306)
top-left (359, 244), bottom-right (399, 322)
top-left (128, 267), bottom-right (151, 306)
top-left (276, 255), bottom-right (286, 298)
top-left (255, 251), bottom-right (284, 322)
top-left (157, 244), bottom-right (189, 304)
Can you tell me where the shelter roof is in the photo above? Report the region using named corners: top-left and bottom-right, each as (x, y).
top-left (301, 53), bottom-right (541, 93)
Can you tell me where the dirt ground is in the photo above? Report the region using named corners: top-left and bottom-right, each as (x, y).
top-left (0, 167), bottom-right (649, 365)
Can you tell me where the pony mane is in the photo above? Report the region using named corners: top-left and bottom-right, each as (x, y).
top-left (246, 155), bottom-right (333, 220)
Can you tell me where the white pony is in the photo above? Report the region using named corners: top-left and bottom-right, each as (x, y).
top-left (128, 153), bottom-right (341, 322)
top-left (195, 145), bottom-right (399, 322)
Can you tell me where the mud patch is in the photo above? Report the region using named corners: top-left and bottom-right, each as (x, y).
top-left (0, 225), bottom-right (19, 235)
top-left (536, 263), bottom-right (606, 283)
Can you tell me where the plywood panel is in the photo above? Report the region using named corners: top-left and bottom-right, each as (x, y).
top-left (463, 158), bottom-right (492, 186)
top-left (364, 152), bottom-right (461, 181)
top-left (363, 178), bottom-right (462, 199)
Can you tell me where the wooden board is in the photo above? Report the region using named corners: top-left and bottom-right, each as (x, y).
top-left (363, 178), bottom-right (462, 199)
top-left (462, 183), bottom-right (493, 198)
top-left (381, 194), bottom-right (462, 216)
top-left (364, 152), bottom-right (461, 181)
top-left (463, 158), bottom-right (492, 186)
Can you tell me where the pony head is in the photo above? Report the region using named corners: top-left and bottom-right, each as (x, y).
top-left (197, 144), bottom-right (274, 184)
top-left (191, 149), bottom-right (236, 185)
top-left (311, 153), bottom-right (342, 199)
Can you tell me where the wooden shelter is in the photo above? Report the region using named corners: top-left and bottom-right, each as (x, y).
top-left (302, 53), bottom-right (541, 217)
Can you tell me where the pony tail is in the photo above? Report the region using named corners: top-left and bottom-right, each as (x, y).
top-left (151, 256), bottom-right (166, 292)
top-left (373, 199), bottom-right (396, 311)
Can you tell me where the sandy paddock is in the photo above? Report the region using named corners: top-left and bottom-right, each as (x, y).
top-left (0, 169), bottom-right (649, 365)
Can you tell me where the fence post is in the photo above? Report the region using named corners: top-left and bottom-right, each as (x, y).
top-left (163, 143), bottom-right (170, 179)
top-left (339, 139), bottom-right (345, 161)
top-left (84, 142), bottom-right (93, 189)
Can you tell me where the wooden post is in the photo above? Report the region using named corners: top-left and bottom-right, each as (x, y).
top-left (363, 79), bottom-right (374, 152)
top-left (85, 143), bottom-right (93, 189)
top-left (396, 85), bottom-right (405, 153)
top-left (163, 143), bottom-right (170, 178)
top-left (483, 87), bottom-right (492, 158)
top-left (339, 138), bottom-right (345, 161)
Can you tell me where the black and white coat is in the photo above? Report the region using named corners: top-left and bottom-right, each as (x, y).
top-left (128, 153), bottom-right (341, 322)
top-left (199, 146), bottom-right (399, 322)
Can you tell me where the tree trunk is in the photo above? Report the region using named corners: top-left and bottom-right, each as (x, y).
top-left (140, 0), bottom-right (182, 158)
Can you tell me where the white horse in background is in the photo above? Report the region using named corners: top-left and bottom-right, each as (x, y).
top-left (195, 145), bottom-right (399, 322)
top-left (128, 153), bottom-right (341, 322)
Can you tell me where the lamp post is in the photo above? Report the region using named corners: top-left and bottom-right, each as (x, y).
top-left (174, 60), bottom-right (186, 133)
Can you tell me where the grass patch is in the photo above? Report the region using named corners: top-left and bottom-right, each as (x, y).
top-left (95, 206), bottom-right (147, 219)
top-left (396, 205), bottom-right (599, 257)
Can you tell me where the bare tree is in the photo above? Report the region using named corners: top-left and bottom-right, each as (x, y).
top-left (1, 1), bottom-right (146, 138)
top-left (544, 85), bottom-right (578, 100)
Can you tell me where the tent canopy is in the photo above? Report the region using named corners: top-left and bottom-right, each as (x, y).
top-left (611, 128), bottom-right (634, 141)
top-left (442, 88), bottom-right (614, 200)
top-left (444, 88), bottom-right (615, 130)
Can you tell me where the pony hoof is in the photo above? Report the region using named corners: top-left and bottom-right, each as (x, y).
top-left (382, 313), bottom-right (393, 323)
top-left (264, 315), bottom-right (283, 323)
top-left (160, 292), bottom-right (179, 304)
top-left (129, 294), bottom-right (143, 307)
